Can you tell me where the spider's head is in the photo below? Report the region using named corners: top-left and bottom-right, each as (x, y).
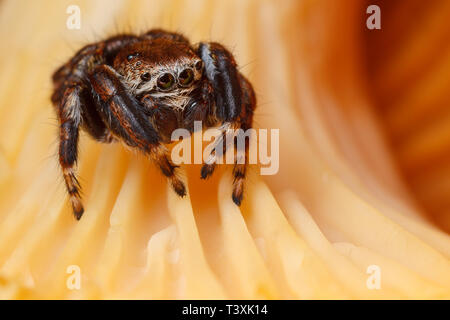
top-left (114, 39), bottom-right (204, 110)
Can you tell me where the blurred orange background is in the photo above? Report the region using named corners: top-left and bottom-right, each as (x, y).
top-left (0, 0), bottom-right (449, 299)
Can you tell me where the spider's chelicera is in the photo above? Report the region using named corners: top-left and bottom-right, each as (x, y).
top-left (52, 29), bottom-right (256, 219)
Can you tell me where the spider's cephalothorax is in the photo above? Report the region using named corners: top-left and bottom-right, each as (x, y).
top-left (52, 29), bottom-right (256, 219)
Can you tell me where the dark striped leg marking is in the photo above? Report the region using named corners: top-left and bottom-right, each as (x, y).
top-left (231, 129), bottom-right (249, 206)
top-left (58, 87), bottom-right (84, 219)
top-left (151, 146), bottom-right (186, 197)
top-left (200, 123), bottom-right (233, 180)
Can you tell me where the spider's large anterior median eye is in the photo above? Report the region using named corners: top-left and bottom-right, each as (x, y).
top-left (178, 68), bottom-right (194, 86)
top-left (157, 73), bottom-right (175, 90)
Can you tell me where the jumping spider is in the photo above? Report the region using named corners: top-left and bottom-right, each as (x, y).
top-left (52, 29), bottom-right (256, 219)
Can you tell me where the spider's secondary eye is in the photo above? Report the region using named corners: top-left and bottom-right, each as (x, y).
top-left (178, 68), bottom-right (194, 86)
top-left (194, 61), bottom-right (203, 71)
top-left (127, 52), bottom-right (139, 61)
top-left (141, 72), bottom-right (151, 81)
top-left (157, 73), bottom-right (175, 90)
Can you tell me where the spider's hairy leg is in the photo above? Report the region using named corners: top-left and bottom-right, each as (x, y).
top-left (195, 78), bottom-right (226, 180)
top-left (53, 36), bottom-right (141, 145)
top-left (200, 122), bottom-right (232, 180)
top-left (151, 145), bottom-right (186, 197)
top-left (89, 65), bottom-right (186, 197)
top-left (89, 65), bottom-right (160, 150)
top-left (197, 42), bottom-right (243, 122)
top-left (200, 123), bottom-right (250, 206)
top-left (52, 35), bottom-right (138, 89)
top-left (232, 130), bottom-right (249, 206)
top-left (51, 35), bottom-right (143, 219)
top-left (197, 41), bottom-right (256, 205)
top-left (57, 85), bottom-right (84, 219)
top-left (200, 72), bottom-right (256, 206)
top-left (231, 75), bottom-right (256, 206)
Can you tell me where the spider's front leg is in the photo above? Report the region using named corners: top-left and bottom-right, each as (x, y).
top-left (57, 84), bottom-right (84, 219)
top-left (89, 65), bottom-right (186, 197)
top-left (197, 43), bottom-right (256, 205)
